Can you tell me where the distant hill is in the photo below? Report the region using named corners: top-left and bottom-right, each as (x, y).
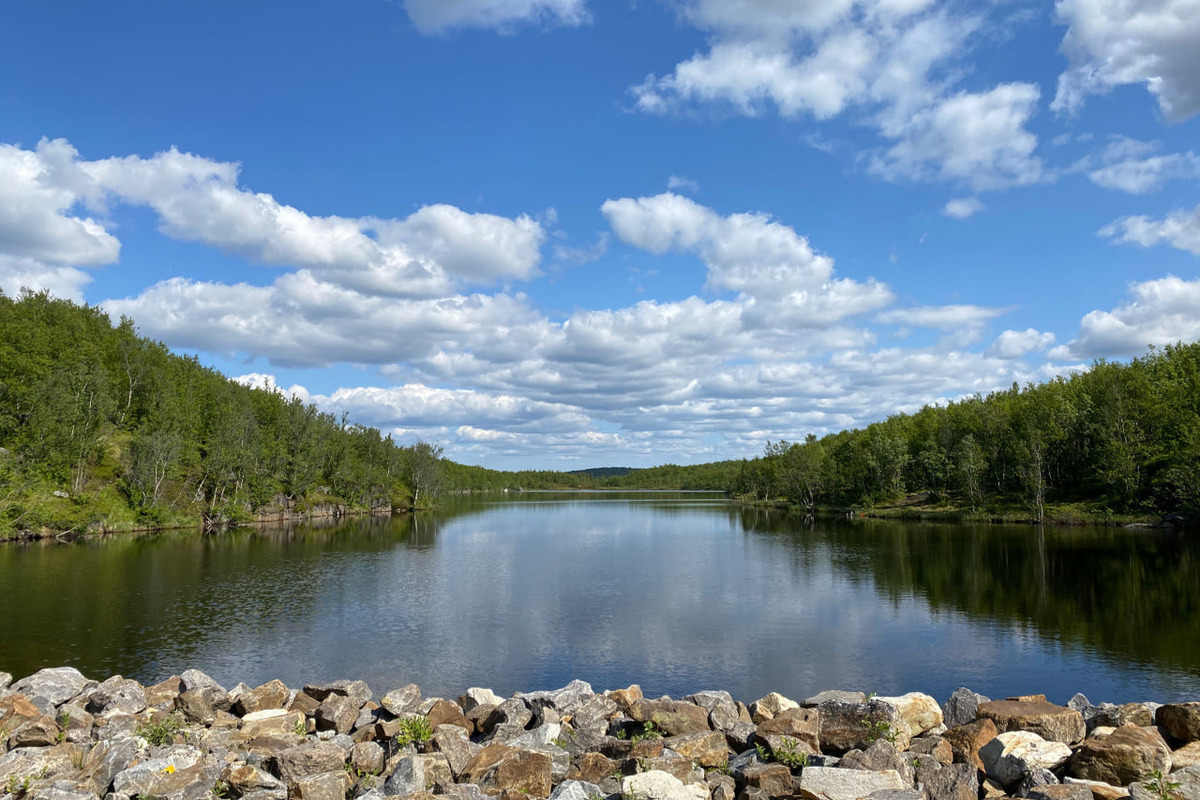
top-left (568, 467), bottom-right (631, 478)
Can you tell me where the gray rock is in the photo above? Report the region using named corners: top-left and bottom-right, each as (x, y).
top-left (440, 783), bottom-right (490, 800)
top-left (0, 746), bottom-right (76, 783)
top-left (920, 763), bottom-right (977, 800)
top-left (840, 741), bottom-right (914, 786)
top-left (620, 771), bottom-right (707, 800)
top-left (349, 742), bottom-right (385, 777)
top-left (803, 690), bottom-right (866, 708)
top-left (222, 763), bottom-right (288, 800)
top-left (80, 735), bottom-right (145, 795)
top-left (314, 695), bottom-right (360, 735)
top-left (1, 672), bottom-right (11, 691)
top-left (23, 781), bottom-right (99, 800)
top-left (550, 779), bottom-right (605, 800)
top-left (460, 688), bottom-right (503, 713)
top-left (797, 766), bottom-right (908, 800)
top-left (302, 681), bottom-right (371, 709)
top-left (1023, 785), bottom-right (1092, 800)
top-left (1130, 762), bottom-right (1200, 800)
top-left (818, 699), bottom-right (910, 754)
top-left (979, 732), bottom-right (1072, 787)
top-left (432, 725), bottom-right (481, 778)
top-left (723, 722), bottom-right (756, 752)
top-left (293, 770), bottom-right (351, 800)
top-left (941, 688), bottom-right (989, 729)
top-left (84, 678), bottom-right (146, 717)
top-left (571, 696), bottom-right (619, 737)
top-left (866, 791), bottom-right (922, 800)
top-left (521, 681), bottom-right (595, 725)
top-left (268, 741), bottom-right (347, 786)
top-left (112, 751), bottom-right (220, 800)
top-left (482, 697), bottom-right (534, 739)
top-left (379, 684), bottom-right (422, 716)
top-left (383, 754), bottom-right (425, 796)
top-left (11, 668), bottom-right (96, 711)
top-left (509, 723), bottom-right (563, 749)
top-left (687, 692), bottom-right (743, 733)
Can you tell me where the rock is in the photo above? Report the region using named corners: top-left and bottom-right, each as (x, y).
top-left (509, 724), bottom-right (562, 750)
top-left (112, 751), bottom-right (221, 800)
top-left (223, 761), bottom-right (289, 799)
top-left (941, 717), bottom-right (997, 770)
top-left (749, 694), bottom-right (799, 724)
top-left (294, 770), bottom-right (352, 800)
top-left (347, 741), bottom-right (384, 777)
top-left (629, 701), bottom-right (710, 737)
top-left (233, 681), bottom-right (291, 717)
top-left (433, 724), bottom-right (482, 778)
top-left (979, 731), bottom-right (1073, 787)
top-left (817, 700), bottom-right (910, 755)
top-left (664, 731), bottom-right (729, 768)
top-left (302, 681), bottom-right (371, 709)
top-left (384, 754), bottom-right (426, 795)
top-left (907, 736), bottom-right (953, 765)
top-left (942, 688), bottom-right (990, 729)
top-left (1157, 703), bottom-right (1200, 744)
top-left (175, 692), bottom-right (216, 726)
top-left (381, 685), bottom-right (423, 717)
top-left (179, 670), bottom-right (229, 709)
top-left (460, 689), bottom-right (504, 713)
top-left (459, 744), bottom-right (554, 797)
top-left (920, 763), bottom-right (977, 800)
top-left (723, 723), bottom-right (756, 753)
top-left (875, 693), bottom-right (942, 738)
top-left (1130, 763), bottom-right (1200, 800)
top-left (79, 735), bottom-right (144, 794)
top-left (11, 668), bottom-right (95, 711)
top-left (84, 677), bottom-right (147, 717)
top-left (840, 741), bottom-right (913, 785)
top-left (866, 791), bottom-right (922, 800)
top-left (442, 784), bottom-right (491, 800)
top-left (520, 681), bottom-right (594, 722)
top-left (1094, 704), bottom-right (1155, 729)
top-left (482, 699), bottom-right (532, 737)
top-left (9, 715), bottom-right (61, 748)
top-left (755, 707), bottom-right (820, 753)
top-left (1023, 785), bottom-right (1093, 800)
top-left (1172, 741), bottom-right (1200, 771)
top-left (413, 752), bottom-right (454, 790)
top-left (0, 745), bottom-right (74, 786)
top-left (1062, 777), bottom-right (1130, 800)
top-left (802, 691), bottom-right (866, 708)
top-left (425, 699), bottom-right (471, 735)
top-left (1018, 768), bottom-right (1061, 796)
top-left (1069, 723), bottom-right (1172, 785)
top-left (741, 763), bottom-right (792, 797)
top-left (1, 692), bottom-right (44, 730)
top-left (638, 751), bottom-right (704, 786)
top-left (145, 677), bottom-right (183, 710)
top-left (796, 766), bottom-right (907, 800)
top-left (566, 752), bottom-right (617, 785)
top-left (687, 692), bottom-right (744, 733)
top-left (707, 773), bottom-right (736, 800)
top-left (570, 695), bottom-right (619, 737)
top-left (268, 741), bottom-right (347, 786)
top-left (978, 699), bottom-right (1086, 745)
top-left (241, 710), bottom-right (306, 739)
top-left (621, 771), bottom-right (708, 800)
top-left (314, 695), bottom-right (360, 735)
top-left (549, 779), bottom-right (604, 800)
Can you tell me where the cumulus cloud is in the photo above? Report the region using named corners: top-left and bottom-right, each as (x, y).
top-left (1100, 204), bottom-right (1200, 255)
top-left (0, 255), bottom-right (93, 302)
top-left (877, 304), bottom-right (1007, 331)
top-left (0, 138), bottom-right (545, 303)
top-left (667, 175), bottom-right (700, 193)
top-left (1085, 138), bottom-right (1200, 194)
top-left (601, 192), bottom-right (893, 326)
top-left (1052, 276), bottom-right (1200, 359)
top-left (943, 197), bottom-right (984, 218)
top-left (986, 328), bottom-right (1056, 359)
top-left (871, 83), bottom-right (1044, 191)
top-left (403, 0), bottom-right (590, 35)
top-left (1053, 0), bottom-right (1200, 121)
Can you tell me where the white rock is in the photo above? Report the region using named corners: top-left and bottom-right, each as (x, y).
top-left (876, 692), bottom-right (943, 738)
top-left (797, 766), bottom-right (908, 800)
top-left (622, 770), bottom-right (709, 800)
top-left (979, 730), bottom-right (1072, 786)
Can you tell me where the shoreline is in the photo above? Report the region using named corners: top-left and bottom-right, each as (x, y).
top-left (1, 668), bottom-right (1198, 800)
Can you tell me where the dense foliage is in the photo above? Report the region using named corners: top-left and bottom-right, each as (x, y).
top-left (727, 343), bottom-right (1200, 520)
top-left (0, 291), bottom-right (444, 535)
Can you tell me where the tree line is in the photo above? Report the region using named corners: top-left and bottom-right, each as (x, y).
top-left (0, 291), bottom-right (444, 535)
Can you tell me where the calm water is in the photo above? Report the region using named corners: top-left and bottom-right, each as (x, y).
top-left (1, 491), bottom-right (1198, 706)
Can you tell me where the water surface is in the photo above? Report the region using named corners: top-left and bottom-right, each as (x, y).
top-left (1, 491), bottom-right (1197, 705)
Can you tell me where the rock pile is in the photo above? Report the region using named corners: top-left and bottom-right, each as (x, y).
top-left (1, 668), bottom-right (1198, 800)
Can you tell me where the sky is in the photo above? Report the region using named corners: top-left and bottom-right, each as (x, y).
top-left (1, 0), bottom-right (1199, 471)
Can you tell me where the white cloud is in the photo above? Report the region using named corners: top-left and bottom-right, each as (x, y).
top-left (986, 328), bottom-right (1056, 359)
top-left (1086, 138), bottom-right (1200, 194)
top-left (871, 83), bottom-right (1044, 191)
top-left (943, 197), bottom-right (984, 218)
top-left (1053, 0), bottom-right (1200, 121)
top-left (1052, 276), bottom-right (1200, 358)
top-left (1100, 204), bottom-right (1200, 255)
top-left (877, 304), bottom-right (1007, 330)
top-left (0, 255), bottom-right (93, 302)
top-left (667, 175), bottom-right (700, 193)
top-left (403, 0), bottom-right (590, 34)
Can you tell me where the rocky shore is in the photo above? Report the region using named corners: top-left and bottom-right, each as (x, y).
top-left (1, 669), bottom-right (1198, 800)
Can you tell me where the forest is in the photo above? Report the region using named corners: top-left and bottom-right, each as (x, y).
top-left (2, 290), bottom-right (1198, 536)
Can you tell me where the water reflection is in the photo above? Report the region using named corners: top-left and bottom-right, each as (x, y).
top-left (0, 493), bottom-right (1196, 706)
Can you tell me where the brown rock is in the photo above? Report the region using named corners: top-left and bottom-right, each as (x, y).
top-left (460, 743), bottom-right (554, 797)
top-left (608, 686), bottom-right (644, 714)
top-left (234, 680), bottom-right (292, 716)
top-left (289, 691), bottom-right (321, 717)
top-left (294, 770), bottom-right (352, 800)
top-left (8, 714), bottom-right (61, 748)
top-left (350, 741), bottom-right (386, 776)
top-left (567, 752), bottom-right (618, 784)
top-left (415, 751), bottom-right (454, 790)
top-left (145, 676), bottom-right (183, 709)
top-left (175, 691), bottom-right (217, 725)
top-left (1025, 786), bottom-right (1094, 800)
top-left (978, 698), bottom-right (1085, 745)
top-left (0, 693), bottom-right (43, 728)
top-left (269, 741), bottom-right (348, 786)
top-left (922, 763), bottom-right (978, 800)
top-left (1172, 740), bottom-right (1200, 771)
top-left (314, 694), bottom-right (359, 734)
top-left (638, 753), bottom-right (706, 784)
top-left (630, 738), bottom-right (665, 759)
top-left (1094, 704), bottom-right (1154, 729)
top-left (434, 724), bottom-right (483, 778)
top-left (908, 735), bottom-right (954, 765)
top-left (743, 763), bottom-right (793, 798)
top-left (755, 707), bottom-right (820, 753)
top-left (630, 700), bottom-right (711, 736)
top-left (662, 729), bottom-right (724, 767)
top-left (840, 740), bottom-right (914, 785)
top-left (1063, 777), bottom-right (1130, 800)
top-left (817, 699), bottom-right (911, 755)
top-left (1069, 724), bottom-right (1172, 785)
top-left (466, 703), bottom-right (498, 734)
top-left (428, 698), bottom-right (472, 733)
top-left (1157, 703), bottom-right (1200, 744)
top-left (242, 710), bottom-right (306, 739)
top-left (709, 773), bottom-right (736, 800)
top-left (942, 717), bottom-right (998, 770)
top-left (749, 693), bottom-right (799, 724)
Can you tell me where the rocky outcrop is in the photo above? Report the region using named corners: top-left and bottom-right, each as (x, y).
top-left (1, 669), bottom-right (1198, 800)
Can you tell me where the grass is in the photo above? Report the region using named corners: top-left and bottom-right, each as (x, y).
top-left (755, 737), bottom-right (809, 770)
top-left (394, 716), bottom-right (433, 749)
top-left (136, 712), bottom-right (184, 747)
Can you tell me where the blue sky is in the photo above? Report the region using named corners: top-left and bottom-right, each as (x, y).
top-left (2, 0), bottom-right (1199, 470)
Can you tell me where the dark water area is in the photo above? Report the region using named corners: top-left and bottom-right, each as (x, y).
top-left (1, 491), bottom-right (1197, 706)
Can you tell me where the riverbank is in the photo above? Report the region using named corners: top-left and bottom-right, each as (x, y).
top-left (1, 668), bottom-right (1197, 800)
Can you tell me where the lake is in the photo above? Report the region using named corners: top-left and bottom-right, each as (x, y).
top-left (1, 491), bottom-right (1197, 706)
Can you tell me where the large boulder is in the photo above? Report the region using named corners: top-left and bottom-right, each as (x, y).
top-left (1130, 763), bottom-right (1200, 800)
top-left (111, 749), bottom-right (222, 800)
top-left (742, 763), bottom-right (792, 797)
top-left (11, 669), bottom-right (95, 712)
top-left (222, 762), bottom-right (288, 800)
top-left (977, 698), bottom-right (1085, 745)
top-left (380, 684), bottom-right (423, 716)
top-left (1069, 723), bottom-right (1172, 785)
top-left (293, 770), bottom-right (352, 800)
top-left (84, 676), bottom-right (147, 717)
top-left (749, 694), bottom-right (799, 724)
top-left (232, 681), bottom-right (291, 717)
top-left (979, 730), bottom-right (1072, 787)
top-left (796, 766), bottom-right (908, 800)
top-left (459, 743), bottom-right (554, 797)
top-left (664, 731), bottom-right (729, 768)
top-left (267, 741), bottom-right (347, 787)
top-left (941, 717), bottom-right (997, 770)
top-left (629, 700), bottom-right (710, 736)
top-left (755, 707), bottom-right (820, 753)
top-left (876, 693), bottom-right (942, 739)
top-left (921, 763), bottom-right (978, 800)
top-left (621, 770), bottom-right (708, 800)
top-left (1157, 703), bottom-right (1200, 744)
top-left (942, 688), bottom-right (989, 729)
top-left (686, 692), bottom-right (744, 733)
top-left (817, 699), bottom-right (910, 754)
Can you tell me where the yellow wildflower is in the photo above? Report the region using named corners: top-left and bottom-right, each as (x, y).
top-left (163, 765), bottom-right (176, 774)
